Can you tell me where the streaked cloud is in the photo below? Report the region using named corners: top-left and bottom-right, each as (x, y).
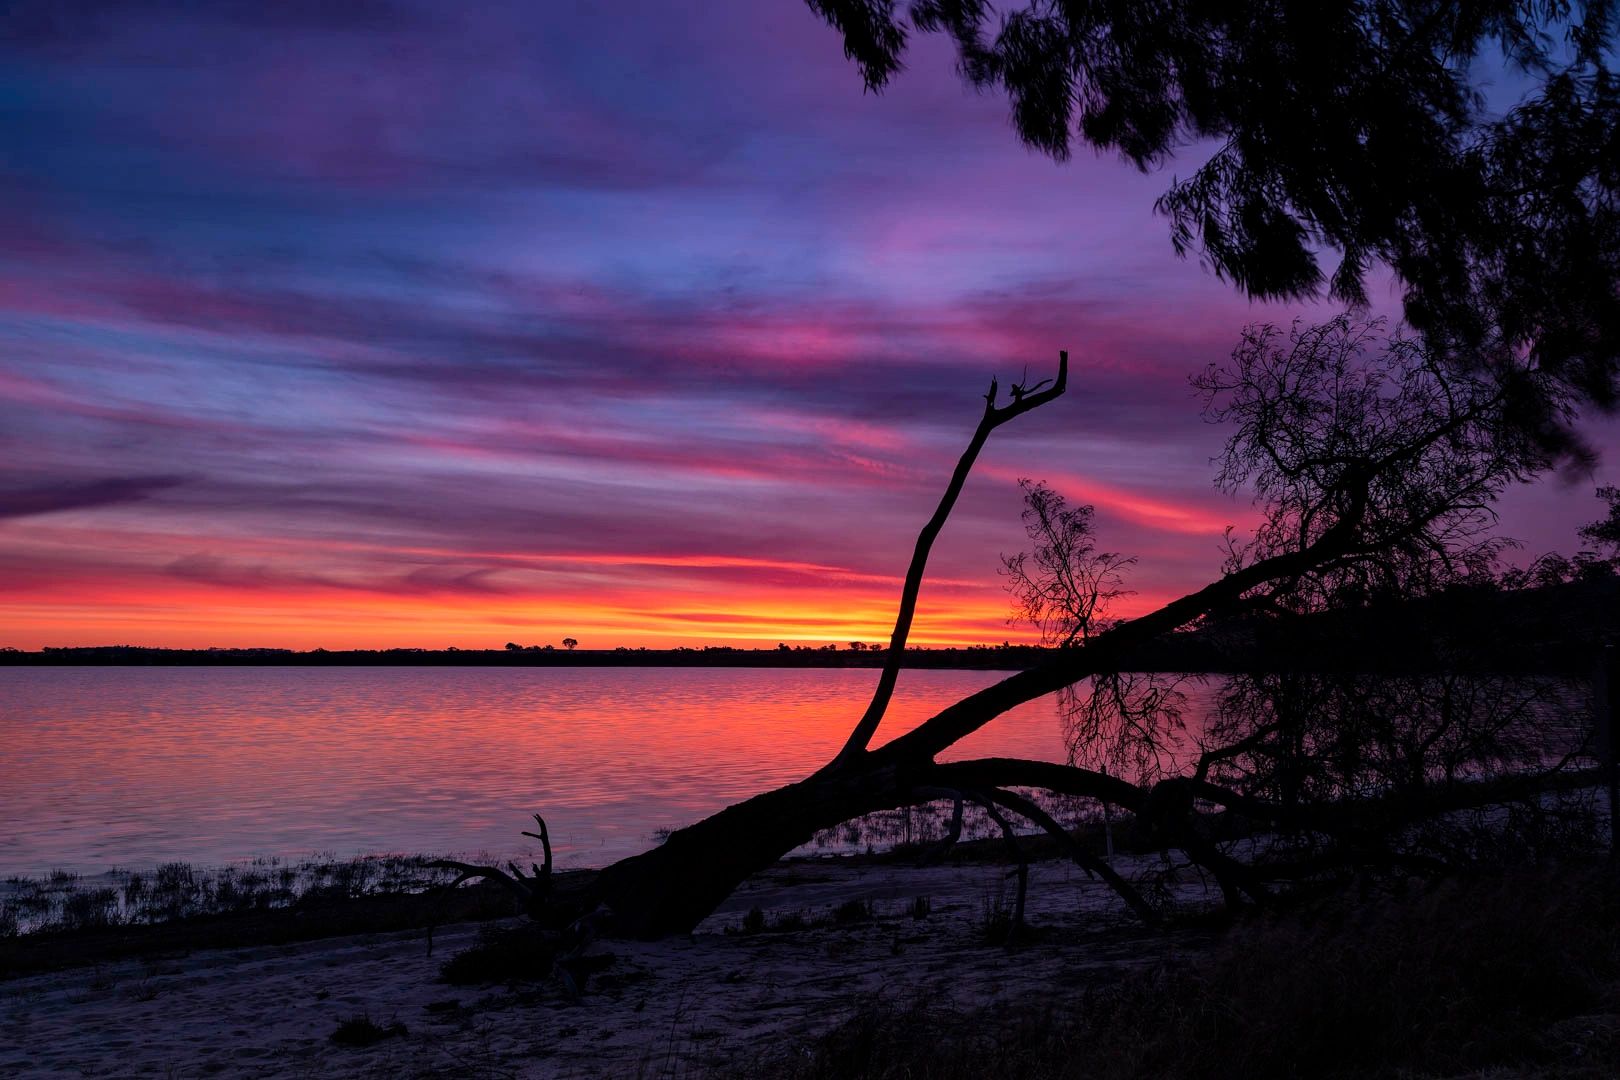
top-left (0, 0), bottom-right (1613, 648)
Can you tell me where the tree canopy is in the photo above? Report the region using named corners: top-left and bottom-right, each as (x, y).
top-left (807, 1), bottom-right (1620, 459)
top-left (1579, 484), bottom-right (1620, 551)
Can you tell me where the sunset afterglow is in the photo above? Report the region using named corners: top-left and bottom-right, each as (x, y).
top-left (1, 1), bottom-right (1610, 650)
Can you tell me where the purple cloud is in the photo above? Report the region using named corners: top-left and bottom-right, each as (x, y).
top-left (0, 0), bottom-right (1614, 648)
top-left (0, 475), bottom-right (188, 521)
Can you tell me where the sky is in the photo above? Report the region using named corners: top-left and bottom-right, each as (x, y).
top-left (1, 0), bottom-right (1616, 651)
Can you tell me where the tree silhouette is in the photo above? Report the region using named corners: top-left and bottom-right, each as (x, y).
top-left (562, 637), bottom-right (578, 652)
top-left (1580, 486), bottom-right (1620, 554)
top-left (1001, 479), bottom-right (1134, 647)
top-left (436, 322), bottom-right (1588, 939)
top-left (1499, 485), bottom-right (1620, 586)
top-left (807, 1), bottom-right (1620, 460)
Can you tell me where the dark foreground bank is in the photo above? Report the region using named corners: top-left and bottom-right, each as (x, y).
top-left (712, 862), bottom-right (1620, 1080)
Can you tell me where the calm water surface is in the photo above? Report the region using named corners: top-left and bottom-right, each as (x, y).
top-left (3, 666), bottom-right (1132, 878)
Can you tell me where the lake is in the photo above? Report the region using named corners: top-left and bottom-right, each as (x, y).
top-left (2, 666), bottom-right (1154, 878)
top-left (6, 666), bottom-right (1593, 881)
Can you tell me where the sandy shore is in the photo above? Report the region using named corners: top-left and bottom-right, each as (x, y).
top-left (1, 855), bottom-right (1216, 1078)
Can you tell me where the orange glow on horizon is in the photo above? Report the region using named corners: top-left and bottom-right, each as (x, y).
top-left (1, 467), bottom-right (1233, 653)
top-left (0, 567), bottom-right (1196, 652)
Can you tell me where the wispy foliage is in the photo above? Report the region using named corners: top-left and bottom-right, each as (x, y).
top-left (810, 1), bottom-right (1620, 458)
top-left (1000, 479), bottom-right (1133, 647)
top-left (1579, 485), bottom-right (1620, 553)
top-left (1196, 317), bottom-right (1538, 614)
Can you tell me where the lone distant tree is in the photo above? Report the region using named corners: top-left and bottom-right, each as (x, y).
top-left (806, 0), bottom-right (1620, 459)
top-left (504, 642), bottom-right (521, 652)
top-left (562, 637), bottom-right (579, 652)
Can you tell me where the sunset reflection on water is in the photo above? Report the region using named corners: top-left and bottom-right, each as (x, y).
top-left (3, 666), bottom-right (1117, 877)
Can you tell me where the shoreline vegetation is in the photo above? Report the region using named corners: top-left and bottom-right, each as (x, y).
top-left (4, 840), bottom-right (1617, 1076)
top-left (0, 643), bottom-right (1050, 669)
top-left (0, 816), bottom-right (1168, 982)
top-left (5, 781), bottom-right (1607, 971)
top-left (5, 575), bottom-right (1617, 672)
top-left (1, 802), bottom-right (1140, 957)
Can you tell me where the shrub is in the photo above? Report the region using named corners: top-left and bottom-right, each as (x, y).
top-left (439, 923), bottom-right (557, 985)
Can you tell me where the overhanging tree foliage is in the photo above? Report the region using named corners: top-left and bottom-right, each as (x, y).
top-left (437, 320), bottom-right (1590, 942)
top-left (807, 1), bottom-right (1620, 460)
top-left (1580, 485), bottom-right (1620, 553)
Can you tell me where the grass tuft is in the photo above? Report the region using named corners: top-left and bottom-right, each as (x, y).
top-left (0, 853), bottom-right (462, 938)
top-left (833, 898), bottom-right (874, 925)
top-left (438, 923), bottom-right (557, 986)
top-left (329, 1012), bottom-right (408, 1048)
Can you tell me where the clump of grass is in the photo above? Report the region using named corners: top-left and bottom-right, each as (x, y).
top-left (731, 905), bottom-right (816, 935)
top-left (5, 878), bottom-right (52, 917)
top-left (149, 863), bottom-right (201, 921)
top-left (329, 1012), bottom-right (407, 1048)
top-left (771, 910), bottom-right (811, 932)
top-left (439, 923), bottom-right (558, 985)
top-left (1, 853), bottom-right (462, 936)
top-left (59, 887), bottom-right (118, 932)
top-left (730, 908), bottom-right (817, 934)
top-left (976, 886), bottom-right (1017, 944)
top-left (908, 896), bottom-right (931, 921)
top-left (438, 922), bottom-right (614, 996)
top-left (833, 898), bottom-right (874, 925)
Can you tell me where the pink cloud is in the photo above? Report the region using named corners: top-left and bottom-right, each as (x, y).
top-left (981, 464), bottom-right (1257, 537)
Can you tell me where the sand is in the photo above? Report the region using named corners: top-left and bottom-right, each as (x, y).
top-left (1, 855), bottom-right (1218, 1078)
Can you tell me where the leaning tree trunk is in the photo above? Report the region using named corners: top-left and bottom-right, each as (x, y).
top-left (591, 764), bottom-right (906, 937)
top-left (438, 349), bottom-right (1466, 939)
top-left (586, 742), bottom-right (1167, 938)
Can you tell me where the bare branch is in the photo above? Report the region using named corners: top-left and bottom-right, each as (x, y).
top-left (520, 813), bottom-right (554, 886)
top-left (970, 790), bottom-right (1029, 939)
top-left (427, 858), bottom-right (532, 902)
top-left (424, 859), bottom-right (533, 956)
top-left (880, 524), bottom-right (1366, 763)
top-left (980, 786), bottom-right (1160, 924)
top-left (833, 350), bottom-right (1068, 765)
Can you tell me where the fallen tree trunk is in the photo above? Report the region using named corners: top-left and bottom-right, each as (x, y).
top-left (442, 336), bottom-right (1579, 939)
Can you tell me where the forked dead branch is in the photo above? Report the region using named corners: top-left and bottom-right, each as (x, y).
top-left (441, 319), bottom-right (1596, 941)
